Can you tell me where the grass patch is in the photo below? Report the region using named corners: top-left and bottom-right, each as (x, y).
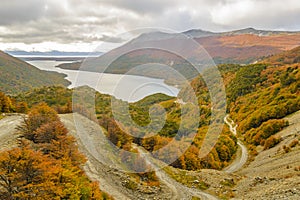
top-left (220, 178), bottom-right (235, 187)
top-left (163, 166), bottom-right (210, 190)
top-left (123, 178), bottom-right (138, 190)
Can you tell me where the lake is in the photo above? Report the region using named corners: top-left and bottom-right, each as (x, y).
top-left (27, 60), bottom-right (179, 102)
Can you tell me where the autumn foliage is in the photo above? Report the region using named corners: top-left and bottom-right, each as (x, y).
top-left (0, 103), bottom-right (112, 199)
top-left (228, 63), bottom-right (300, 151)
top-left (0, 92), bottom-right (13, 113)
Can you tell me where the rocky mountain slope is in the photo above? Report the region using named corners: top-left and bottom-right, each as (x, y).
top-left (232, 111), bottom-right (300, 200)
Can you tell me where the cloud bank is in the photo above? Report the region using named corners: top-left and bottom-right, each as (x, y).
top-left (0, 0), bottom-right (299, 51)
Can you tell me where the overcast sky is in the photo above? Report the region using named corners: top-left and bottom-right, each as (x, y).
top-left (1, 0), bottom-right (300, 52)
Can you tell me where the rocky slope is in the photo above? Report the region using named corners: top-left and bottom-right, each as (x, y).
top-left (232, 111), bottom-right (300, 200)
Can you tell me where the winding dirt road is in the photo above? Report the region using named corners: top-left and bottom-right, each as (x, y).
top-left (0, 113), bottom-right (219, 199)
top-left (223, 115), bottom-right (248, 173)
top-left (60, 113), bottom-right (135, 200)
top-left (136, 144), bottom-right (219, 200)
top-left (61, 113), bottom-right (218, 200)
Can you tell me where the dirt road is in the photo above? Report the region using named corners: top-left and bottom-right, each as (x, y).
top-left (223, 115), bottom-right (248, 173)
top-left (136, 144), bottom-right (219, 200)
top-left (0, 114), bottom-right (23, 151)
top-left (61, 113), bottom-right (218, 200)
top-left (61, 113), bottom-right (183, 200)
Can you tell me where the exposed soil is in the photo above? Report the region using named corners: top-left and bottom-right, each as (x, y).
top-left (60, 113), bottom-right (176, 200)
top-left (0, 114), bottom-right (23, 151)
top-left (232, 111), bottom-right (300, 200)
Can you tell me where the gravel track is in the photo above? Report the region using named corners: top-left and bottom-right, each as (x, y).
top-left (223, 115), bottom-right (248, 173)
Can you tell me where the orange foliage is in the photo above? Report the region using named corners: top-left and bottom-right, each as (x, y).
top-left (0, 102), bottom-right (112, 199)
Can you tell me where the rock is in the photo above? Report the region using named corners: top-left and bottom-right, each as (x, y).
top-left (193, 179), bottom-right (200, 183)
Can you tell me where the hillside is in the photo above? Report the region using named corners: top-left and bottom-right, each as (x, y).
top-left (0, 51), bottom-right (70, 95)
top-left (183, 48), bottom-right (300, 199)
top-left (264, 46), bottom-right (300, 65)
top-left (233, 111), bottom-right (300, 199)
top-left (57, 28), bottom-right (300, 81)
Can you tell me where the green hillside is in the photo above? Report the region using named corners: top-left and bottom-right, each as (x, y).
top-left (0, 51), bottom-right (70, 95)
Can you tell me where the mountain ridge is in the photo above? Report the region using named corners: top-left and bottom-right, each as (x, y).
top-left (57, 27), bottom-right (300, 80)
top-left (0, 51), bottom-right (70, 95)
top-left (141, 27), bottom-right (300, 40)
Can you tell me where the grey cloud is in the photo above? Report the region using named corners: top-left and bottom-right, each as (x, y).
top-left (97, 35), bottom-right (127, 43)
top-left (0, 20), bottom-right (125, 44)
top-left (0, 0), bottom-right (300, 51)
top-left (210, 0), bottom-right (300, 30)
top-left (0, 0), bottom-right (47, 25)
top-left (110, 0), bottom-right (173, 14)
top-left (85, 0), bottom-right (175, 15)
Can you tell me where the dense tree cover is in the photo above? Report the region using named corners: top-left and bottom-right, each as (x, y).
top-left (141, 125), bottom-right (237, 170)
top-left (228, 63), bottom-right (300, 150)
top-left (15, 86), bottom-right (73, 114)
top-left (244, 119), bottom-right (288, 145)
top-left (226, 64), bottom-right (267, 103)
top-left (98, 115), bottom-right (160, 185)
top-left (0, 91), bottom-right (29, 115)
top-left (15, 86), bottom-right (113, 117)
top-left (0, 103), bottom-right (112, 199)
top-left (98, 116), bottom-right (133, 148)
top-left (0, 92), bottom-right (13, 113)
top-left (17, 102), bottom-right (60, 141)
top-left (131, 88), bottom-right (237, 170)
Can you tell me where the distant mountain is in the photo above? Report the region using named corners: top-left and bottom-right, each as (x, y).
top-left (6, 50), bottom-right (103, 57)
top-left (182, 29), bottom-right (217, 38)
top-left (222, 27), bottom-right (298, 36)
top-left (0, 51), bottom-right (70, 95)
top-left (140, 27), bottom-right (297, 40)
top-left (5, 51), bottom-right (103, 62)
top-left (57, 27), bottom-right (300, 81)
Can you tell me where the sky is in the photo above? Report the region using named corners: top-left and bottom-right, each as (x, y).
top-left (1, 0), bottom-right (300, 52)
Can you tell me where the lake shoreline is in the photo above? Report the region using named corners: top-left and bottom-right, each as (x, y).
top-left (27, 59), bottom-right (179, 102)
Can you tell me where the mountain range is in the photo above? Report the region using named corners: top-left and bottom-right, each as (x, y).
top-left (57, 27), bottom-right (300, 81)
top-left (6, 50), bottom-right (103, 57)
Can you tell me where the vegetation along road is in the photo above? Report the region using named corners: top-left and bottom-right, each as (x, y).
top-left (223, 115), bottom-right (248, 173)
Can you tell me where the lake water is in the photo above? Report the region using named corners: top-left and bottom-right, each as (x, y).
top-left (27, 60), bottom-right (179, 102)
